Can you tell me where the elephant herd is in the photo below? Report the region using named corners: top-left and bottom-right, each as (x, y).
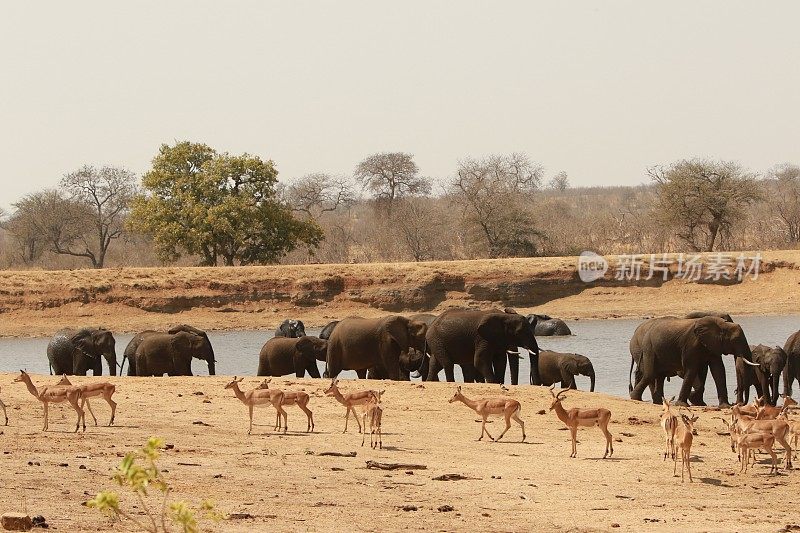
top-left (49, 308), bottom-right (800, 410)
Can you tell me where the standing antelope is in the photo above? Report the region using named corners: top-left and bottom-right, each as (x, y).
top-left (674, 412), bottom-right (698, 482)
top-left (258, 379), bottom-right (314, 432)
top-left (324, 379), bottom-right (382, 433)
top-left (449, 386), bottom-right (525, 442)
top-left (225, 377), bottom-right (287, 434)
top-left (0, 385), bottom-right (8, 425)
top-left (755, 395), bottom-right (797, 420)
top-left (737, 430), bottom-right (778, 475)
top-left (15, 370), bottom-right (85, 432)
top-left (660, 396), bottom-right (678, 460)
top-left (54, 375), bottom-right (117, 426)
top-left (730, 409), bottom-right (792, 469)
top-left (361, 396), bottom-right (383, 449)
top-left (548, 385), bottom-right (611, 458)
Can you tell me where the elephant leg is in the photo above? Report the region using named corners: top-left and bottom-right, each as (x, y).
top-left (427, 355), bottom-right (442, 382)
top-left (508, 352), bottom-right (519, 386)
top-left (753, 376), bottom-right (765, 403)
top-left (653, 376), bottom-right (665, 405)
top-left (736, 367), bottom-right (747, 405)
top-left (356, 369), bottom-right (367, 379)
top-left (675, 367), bottom-right (698, 407)
top-left (306, 363), bottom-right (321, 379)
top-left (493, 352), bottom-right (507, 384)
top-left (93, 357), bottom-right (102, 376)
top-left (630, 366), bottom-right (655, 402)
top-left (462, 364), bottom-right (478, 383)
top-left (475, 348), bottom-right (499, 384)
top-left (688, 365), bottom-right (708, 406)
top-left (708, 357), bottom-right (731, 408)
top-left (783, 360), bottom-right (794, 397)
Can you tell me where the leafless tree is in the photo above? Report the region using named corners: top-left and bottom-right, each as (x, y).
top-left (451, 153), bottom-right (544, 258)
top-left (354, 152), bottom-right (431, 214)
top-left (649, 159), bottom-right (763, 252)
top-left (286, 173), bottom-right (355, 219)
top-left (548, 171), bottom-right (570, 191)
top-left (59, 165), bottom-right (138, 267)
top-left (767, 163), bottom-right (800, 243)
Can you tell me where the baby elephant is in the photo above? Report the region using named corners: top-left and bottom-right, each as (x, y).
top-left (258, 336), bottom-right (327, 378)
top-left (535, 350), bottom-right (595, 392)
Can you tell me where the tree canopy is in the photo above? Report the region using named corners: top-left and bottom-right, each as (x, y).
top-left (129, 142), bottom-right (323, 266)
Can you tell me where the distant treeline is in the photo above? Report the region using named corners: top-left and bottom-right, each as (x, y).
top-left (1, 142), bottom-right (797, 269)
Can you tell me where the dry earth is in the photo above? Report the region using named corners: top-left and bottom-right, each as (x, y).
top-left (0, 250), bottom-right (798, 337)
top-left (0, 375), bottom-right (797, 532)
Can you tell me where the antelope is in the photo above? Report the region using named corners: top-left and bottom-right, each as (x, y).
top-left (449, 385), bottom-right (525, 442)
top-left (660, 396), bottom-right (678, 460)
top-left (674, 412), bottom-right (698, 482)
top-left (54, 375), bottom-right (117, 426)
top-left (324, 379), bottom-right (382, 433)
top-left (14, 370), bottom-right (85, 432)
top-left (258, 379), bottom-right (314, 432)
top-left (548, 385), bottom-right (611, 458)
top-left (225, 377), bottom-right (287, 434)
top-left (737, 430), bottom-right (778, 475)
top-left (361, 397), bottom-right (383, 449)
top-left (755, 395), bottom-right (797, 420)
top-left (726, 411), bottom-right (792, 469)
top-left (0, 386), bottom-right (8, 425)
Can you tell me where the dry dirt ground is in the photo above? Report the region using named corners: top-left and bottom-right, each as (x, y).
top-left (0, 250), bottom-right (799, 337)
top-left (0, 375), bottom-right (797, 532)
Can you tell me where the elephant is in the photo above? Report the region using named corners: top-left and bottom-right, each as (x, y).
top-left (124, 325), bottom-right (215, 376)
top-left (629, 316), bottom-right (755, 408)
top-left (679, 311), bottom-right (734, 404)
top-left (525, 314), bottom-right (572, 336)
top-left (537, 350), bottom-right (595, 391)
top-left (684, 311), bottom-right (733, 322)
top-left (47, 328), bottom-right (118, 376)
top-left (128, 325), bottom-right (216, 376)
top-left (425, 308), bottom-right (540, 385)
top-left (326, 315), bottom-right (428, 380)
top-left (736, 344), bottom-right (787, 405)
top-left (405, 313), bottom-right (438, 379)
top-left (274, 319), bottom-right (306, 338)
top-left (319, 321), bottom-right (339, 340)
top-left (782, 330), bottom-right (800, 397)
top-left (258, 336), bottom-right (327, 378)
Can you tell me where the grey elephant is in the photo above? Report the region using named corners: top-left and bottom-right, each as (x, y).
top-left (274, 319), bottom-right (306, 338)
top-left (525, 314), bottom-right (572, 336)
top-left (537, 350), bottom-right (595, 391)
top-left (47, 328), bottom-right (118, 376)
top-left (426, 308), bottom-right (540, 385)
top-left (679, 311), bottom-right (734, 404)
top-left (684, 311), bottom-right (733, 322)
top-left (319, 321), bottom-right (339, 340)
top-left (736, 344), bottom-right (787, 405)
top-left (326, 315), bottom-right (428, 380)
top-left (128, 325), bottom-right (216, 376)
top-left (258, 336), bottom-right (326, 377)
top-left (629, 316), bottom-right (756, 407)
top-left (782, 330), bottom-right (800, 397)
top-left (405, 313), bottom-right (437, 379)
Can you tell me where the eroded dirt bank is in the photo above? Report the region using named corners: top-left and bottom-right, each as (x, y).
top-left (0, 251), bottom-right (797, 337)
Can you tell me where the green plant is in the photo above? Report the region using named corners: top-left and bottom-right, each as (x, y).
top-left (87, 437), bottom-right (223, 532)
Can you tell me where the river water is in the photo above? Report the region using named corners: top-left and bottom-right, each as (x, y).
top-left (2, 315), bottom-right (798, 402)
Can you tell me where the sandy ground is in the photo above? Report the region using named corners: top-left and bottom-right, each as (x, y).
top-left (0, 375), bottom-right (797, 532)
top-left (0, 250), bottom-right (799, 337)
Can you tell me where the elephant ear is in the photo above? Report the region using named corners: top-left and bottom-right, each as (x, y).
top-left (693, 317), bottom-right (723, 354)
top-left (525, 314), bottom-right (538, 328)
top-left (477, 314), bottom-right (504, 343)
top-left (169, 324), bottom-right (205, 337)
top-left (295, 336), bottom-right (313, 352)
top-left (408, 320), bottom-right (428, 341)
top-left (70, 329), bottom-right (95, 353)
top-left (171, 332), bottom-right (192, 354)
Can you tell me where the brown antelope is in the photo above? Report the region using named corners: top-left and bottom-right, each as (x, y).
top-left (0, 386), bottom-right (8, 426)
top-left (324, 379), bottom-right (382, 433)
top-left (258, 379), bottom-right (314, 432)
top-left (361, 396), bottom-right (383, 449)
top-left (755, 395), bottom-right (797, 420)
top-left (737, 430), bottom-right (778, 475)
top-left (449, 386), bottom-right (525, 442)
top-left (674, 412), bottom-right (698, 482)
top-left (548, 385), bottom-right (611, 458)
top-left (225, 377), bottom-right (286, 434)
top-left (727, 411), bottom-right (792, 469)
top-left (15, 370), bottom-right (85, 432)
top-left (54, 375), bottom-right (117, 426)
top-left (660, 396), bottom-right (678, 460)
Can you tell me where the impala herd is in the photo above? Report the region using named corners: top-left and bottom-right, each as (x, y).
top-left (3, 370), bottom-right (799, 478)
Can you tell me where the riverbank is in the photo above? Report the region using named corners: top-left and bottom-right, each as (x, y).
top-left (0, 375), bottom-right (795, 532)
top-left (0, 250), bottom-right (797, 337)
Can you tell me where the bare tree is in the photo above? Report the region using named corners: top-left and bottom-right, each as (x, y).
top-left (649, 159), bottom-right (763, 252)
top-left (767, 163), bottom-right (800, 243)
top-left (548, 171), bottom-right (570, 191)
top-left (59, 165), bottom-right (138, 267)
top-left (286, 173), bottom-right (355, 218)
top-left (451, 153), bottom-right (544, 258)
top-left (354, 152), bottom-right (431, 214)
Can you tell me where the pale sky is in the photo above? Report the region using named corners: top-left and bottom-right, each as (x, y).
top-left (1, 1), bottom-right (798, 208)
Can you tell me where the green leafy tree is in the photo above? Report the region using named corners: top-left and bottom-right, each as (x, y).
top-left (129, 142), bottom-right (323, 266)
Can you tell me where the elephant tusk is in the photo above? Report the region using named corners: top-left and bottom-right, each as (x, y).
top-left (410, 371), bottom-right (421, 379)
top-left (742, 359), bottom-right (761, 367)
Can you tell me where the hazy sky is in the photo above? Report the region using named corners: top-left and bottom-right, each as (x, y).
top-left (1, 1), bottom-right (798, 207)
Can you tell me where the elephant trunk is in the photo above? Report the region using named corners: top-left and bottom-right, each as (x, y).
top-left (105, 351), bottom-right (118, 376)
top-left (207, 357), bottom-right (216, 376)
top-left (771, 373), bottom-right (781, 405)
top-left (589, 368), bottom-right (596, 393)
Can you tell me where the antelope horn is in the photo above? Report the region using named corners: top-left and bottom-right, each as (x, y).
top-left (548, 384), bottom-right (556, 397)
top-left (556, 388), bottom-right (569, 400)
